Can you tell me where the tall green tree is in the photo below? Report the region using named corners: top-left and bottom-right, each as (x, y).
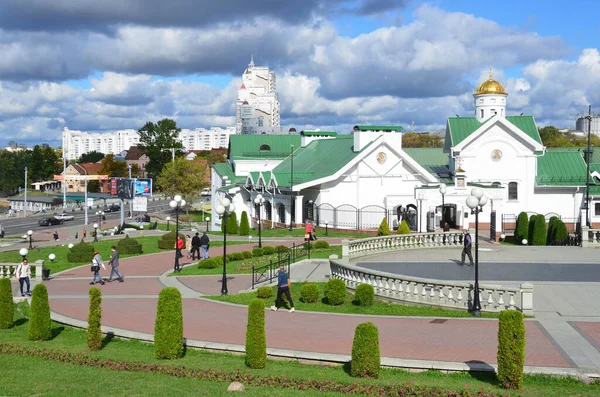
top-left (0, 151), bottom-right (19, 194)
top-left (138, 119), bottom-right (184, 178)
top-left (156, 158), bottom-right (207, 210)
top-left (30, 146), bottom-right (59, 181)
top-left (78, 151), bottom-right (105, 164)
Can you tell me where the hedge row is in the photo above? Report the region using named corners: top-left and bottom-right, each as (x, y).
top-left (0, 343), bottom-right (516, 396)
top-left (87, 288), bottom-right (102, 351)
top-left (497, 310), bottom-right (525, 389)
top-left (28, 284), bottom-right (52, 341)
top-left (0, 278), bottom-right (13, 329)
top-left (154, 287), bottom-right (184, 360)
top-left (516, 212), bottom-right (570, 246)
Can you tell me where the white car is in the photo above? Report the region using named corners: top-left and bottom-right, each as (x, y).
top-left (54, 213), bottom-right (75, 221)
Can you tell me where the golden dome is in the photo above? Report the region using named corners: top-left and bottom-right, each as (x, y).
top-left (474, 66), bottom-right (507, 96)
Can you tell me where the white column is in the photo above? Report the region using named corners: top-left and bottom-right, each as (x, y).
top-left (295, 195), bottom-right (304, 225)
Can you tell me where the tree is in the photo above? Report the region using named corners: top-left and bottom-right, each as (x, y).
top-left (515, 212), bottom-right (529, 245)
top-left (396, 220), bottom-right (411, 234)
top-left (100, 154), bottom-right (128, 177)
top-left (0, 151), bottom-right (20, 195)
top-left (87, 287), bottom-right (103, 351)
top-left (377, 218), bottom-right (390, 236)
top-left (538, 126), bottom-right (561, 146)
top-left (30, 146), bottom-right (59, 182)
top-left (87, 180), bottom-right (101, 193)
top-left (239, 211), bottom-right (250, 236)
top-left (156, 158), bottom-right (208, 207)
top-left (78, 151), bottom-right (105, 164)
top-left (138, 119), bottom-right (184, 178)
top-left (402, 133), bottom-right (444, 148)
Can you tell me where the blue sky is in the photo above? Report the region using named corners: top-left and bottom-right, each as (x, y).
top-left (0, 0), bottom-right (599, 147)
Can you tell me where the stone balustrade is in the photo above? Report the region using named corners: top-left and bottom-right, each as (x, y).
top-left (0, 260), bottom-right (44, 280)
top-left (342, 231), bottom-right (464, 260)
top-left (582, 226), bottom-right (600, 248)
top-left (329, 256), bottom-right (533, 315)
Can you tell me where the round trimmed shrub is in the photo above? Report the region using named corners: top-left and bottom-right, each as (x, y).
top-left (351, 322), bottom-right (380, 378)
top-left (262, 246), bottom-right (275, 255)
top-left (314, 240), bottom-right (330, 249)
top-left (300, 283), bottom-right (319, 303)
top-left (231, 252), bottom-right (245, 261)
top-left (276, 245), bottom-right (288, 253)
top-left (239, 211), bottom-right (250, 236)
top-left (303, 242), bottom-right (313, 250)
top-left (197, 258), bottom-right (219, 269)
top-left (396, 219), bottom-right (411, 234)
top-left (227, 212), bottom-right (239, 234)
top-left (0, 278), bottom-right (14, 329)
top-left (28, 284), bottom-right (52, 341)
top-left (354, 284), bottom-right (374, 306)
top-left (377, 217), bottom-right (390, 236)
top-left (117, 235), bottom-right (143, 254)
top-left (154, 287), bottom-right (184, 359)
top-left (546, 216), bottom-right (559, 245)
top-left (158, 231), bottom-right (185, 250)
top-left (67, 240), bottom-right (95, 262)
top-left (497, 310), bottom-right (525, 389)
top-left (527, 215), bottom-right (536, 245)
top-left (226, 254), bottom-right (236, 262)
top-left (252, 248), bottom-right (264, 257)
top-left (324, 278), bottom-right (347, 306)
top-left (87, 287), bottom-right (102, 351)
top-left (242, 251), bottom-right (253, 259)
top-left (515, 212), bottom-right (529, 245)
top-left (555, 220), bottom-right (568, 242)
top-left (245, 299), bottom-right (266, 369)
top-left (256, 286), bottom-right (273, 299)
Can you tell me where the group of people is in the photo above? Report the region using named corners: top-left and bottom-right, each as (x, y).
top-left (89, 246), bottom-right (125, 285)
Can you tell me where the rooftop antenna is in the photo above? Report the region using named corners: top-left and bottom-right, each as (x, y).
top-left (410, 121), bottom-right (415, 133)
top-left (249, 55), bottom-right (255, 68)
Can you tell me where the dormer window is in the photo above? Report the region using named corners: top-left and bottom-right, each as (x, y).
top-left (259, 144), bottom-right (271, 151)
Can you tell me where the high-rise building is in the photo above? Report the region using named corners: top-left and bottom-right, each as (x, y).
top-left (235, 56), bottom-right (281, 134)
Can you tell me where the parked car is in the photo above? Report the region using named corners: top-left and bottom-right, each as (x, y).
top-left (54, 213), bottom-right (75, 221)
top-left (200, 188), bottom-right (211, 197)
top-left (38, 217), bottom-right (63, 226)
top-left (105, 204), bottom-right (121, 212)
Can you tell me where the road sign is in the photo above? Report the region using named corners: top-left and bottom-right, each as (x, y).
top-left (132, 197), bottom-right (147, 212)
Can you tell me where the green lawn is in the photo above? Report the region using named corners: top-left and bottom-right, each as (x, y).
top-left (0, 303), bottom-right (596, 396)
top-left (207, 282), bottom-right (500, 318)
top-left (0, 236), bottom-right (244, 274)
top-left (174, 247), bottom-right (342, 276)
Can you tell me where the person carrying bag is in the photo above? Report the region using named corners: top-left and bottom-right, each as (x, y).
top-left (15, 259), bottom-right (31, 297)
top-left (90, 250), bottom-right (106, 285)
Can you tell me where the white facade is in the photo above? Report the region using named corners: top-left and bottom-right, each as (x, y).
top-left (62, 126), bottom-right (236, 160)
top-left (235, 57), bottom-right (281, 135)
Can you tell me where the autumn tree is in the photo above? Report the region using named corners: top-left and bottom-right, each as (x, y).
top-left (402, 133), bottom-right (444, 148)
top-left (78, 151), bottom-right (105, 164)
top-left (138, 119), bottom-right (184, 178)
top-left (156, 158), bottom-right (208, 210)
top-left (100, 154), bottom-right (128, 177)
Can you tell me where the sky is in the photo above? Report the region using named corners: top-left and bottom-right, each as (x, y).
top-left (0, 0), bottom-right (599, 148)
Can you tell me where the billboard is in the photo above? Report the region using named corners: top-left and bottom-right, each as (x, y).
top-left (109, 178), bottom-right (132, 199)
top-left (133, 179), bottom-right (152, 197)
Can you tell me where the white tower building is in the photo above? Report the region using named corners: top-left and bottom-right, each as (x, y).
top-left (235, 56), bottom-right (282, 134)
top-left (473, 67), bottom-right (508, 122)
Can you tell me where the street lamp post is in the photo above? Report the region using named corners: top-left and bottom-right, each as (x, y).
top-left (27, 230), bottom-right (33, 249)
top-left (417, 192), bottom-right (425, 233)
top-left (93, 223), bottom-right (99, 242)
top-left (96, 211), bottom-right (104, 227)
top-left (289, 144), bottom-right (295, 231)
top-left (166, 216), bottom-right (171, 231)
top-left (169, 195), bottom-right (186, 272)
top-left (205, 216), bottom-right (210, 232)
top-left (216, 198), bottom-right (235, 295)
top-left (24, 166), bottom-right (28, 218)
top-left (325, 221), bottom-right (329, 236)
top-left (254, 194), bottom-right (265, 248)
top-left (19, 248), bottom-right (28, 260)
top-left (584, 105), bottom-right (593, 226)
top-left (465, 187), bottom-right (489, 317)
top-left (439, 183), bottom-right (447, 229)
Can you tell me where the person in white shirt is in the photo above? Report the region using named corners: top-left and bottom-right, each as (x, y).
top-left (90, 250), bottom-right (106, 285)
top-left (15, 259), bottom-right (31, 297)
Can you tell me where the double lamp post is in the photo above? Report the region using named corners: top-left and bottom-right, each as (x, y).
top-left (465, 187), bottom-right (488, 317)
top-left (169, 195), bottom-right (186, 272)
top-left (216, 198), bottom-right (235, 295)
top-left (254, 194), bottom-right (265, 248)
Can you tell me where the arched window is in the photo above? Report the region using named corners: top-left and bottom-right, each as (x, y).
top-left (258, 116), bottom-right (264, 127)
top-left (259, 144), bottom-right (271, 151)
top-left (508, 182), bottom-right (518, 200)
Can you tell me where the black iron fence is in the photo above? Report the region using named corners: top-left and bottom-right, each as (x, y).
top-left (251, 242), bottom-right (311, 289)
top-left (312, 203), bottom-right (419, 231)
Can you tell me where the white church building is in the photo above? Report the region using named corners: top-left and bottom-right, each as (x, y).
top-left (211, 71), bottom-right (599, 237)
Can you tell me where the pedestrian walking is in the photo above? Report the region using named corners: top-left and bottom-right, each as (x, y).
top-left (271, 263), bottom-right (295, 312)
top-left (15, 258), bottom-right (31, 297)
top-left (90, 250), bottom-right (106, 285)
top-left (199, 232), bottom-right (210, 259)
top-left (174, 235), bottom-right (184, 271)
top-left (83, 228), bottom-right (87, 239)
top-left (304, 221), bottom-right (312, 242)
top-left (107, 246), bottom-right (124, 282)
top-left (185, 235), bottom-right (192, 258)
top-left (53, 230), bottom-right (59, 241)
top-left (461, 229), bottom-right (474, 266)
top-left (191, 232), bottom-right (201, 260)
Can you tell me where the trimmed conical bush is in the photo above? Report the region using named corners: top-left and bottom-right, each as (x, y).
top-left (28, 284), bottom-right (52, 341)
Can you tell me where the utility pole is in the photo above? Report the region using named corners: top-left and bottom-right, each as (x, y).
top-left (63, 145), bottom-right (67, 209)
top-left (585, 105), bottom-right (593, 226)
top-left (24, 167), bottom-right (28, 217)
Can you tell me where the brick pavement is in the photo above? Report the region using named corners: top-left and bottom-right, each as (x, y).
top-left (571, 322), bottom-right (600, 351)
top-left (25, 242), bottom-right (600, 373)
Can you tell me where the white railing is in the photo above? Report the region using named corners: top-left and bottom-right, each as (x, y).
top-left (0, 260), bottom-right (44, 280)
top-left (329, 256), bottom-right (533, 315)
top-left (582, 226), bottom-right (600, 247)
top-left (343, 231), bottom-right (464, 260)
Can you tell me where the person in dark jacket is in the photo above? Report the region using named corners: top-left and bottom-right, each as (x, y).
top-left (191, 232), bottom-right (201, 260)
top-left (271, 264), bottom-right (295, 312)
top-left (199, 232), bottom-right (210, 259)
top-left (107, 246), bottom-right (124, 282)
top-left (461, 229), bottom-right (474, 266)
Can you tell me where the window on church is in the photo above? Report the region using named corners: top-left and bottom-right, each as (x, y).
top-left (595, 203), bottom-right (600, 216)
top-left (491, 109), bottom-right (497, 115)
top-left (508, 182), bottom-right (518, 200)
top-left (258, 116), bottom-right (264, 127)
top-left (480, 109), bottom-right (484, 118)
top-left (259, 144), bottom-right (271, 151)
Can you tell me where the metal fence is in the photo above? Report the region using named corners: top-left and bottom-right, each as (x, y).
top-left (251, 243), bottom-right (311, 289)
top-left (313, 203), bottom-right (407, 230)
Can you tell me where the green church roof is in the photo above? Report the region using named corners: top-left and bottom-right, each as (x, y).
top-left (228, 135), bottom-right (302, 160)
top-left (536, 149), bottom-right (589, 186)
top-left (300, 131), bottom-right (337, 137)
top-left (353, 125), bottom-right (403, 132)
top-left (448, 116), bottom-right (542, 147)
top-left (402, 148), bottom-right (452, 183)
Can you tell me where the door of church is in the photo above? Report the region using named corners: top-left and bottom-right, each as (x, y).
top-left (490, 210), bottom-right (496, 241)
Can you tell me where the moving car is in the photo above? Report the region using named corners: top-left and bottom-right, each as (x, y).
top-left (38, 217), bottom-right (63, 226)
top-left (54, 213), bottom-right (75, 221)
top-left (104, 204), bottom-right (121, 212)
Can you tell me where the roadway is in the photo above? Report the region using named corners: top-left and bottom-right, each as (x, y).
top-left (0, 199), bottom-right (170, 238)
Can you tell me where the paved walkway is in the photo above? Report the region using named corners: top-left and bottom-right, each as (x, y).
top-left (9, 242), bottom-right (600, 377)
